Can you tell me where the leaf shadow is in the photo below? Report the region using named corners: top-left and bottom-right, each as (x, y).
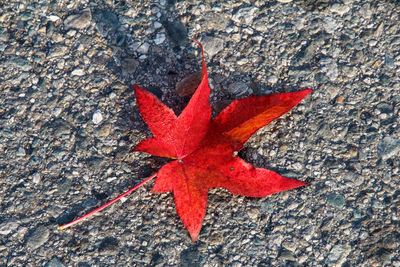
top-left (61, 0), bottom-right (315, 235)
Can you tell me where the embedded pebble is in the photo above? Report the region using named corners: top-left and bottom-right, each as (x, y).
top-left (92, 110), bottom-right (103, 124)
top-left (0, 219), bottom-right (20, 235)
top-left (7, 57), bottom-right (32, 71)
top-left (32, 172), bottom-right (41, 184)
top-left (327, 193), bottom-right (345, 207)
top-left (97, 124), bottom-right (112, 137)
top-left (64, 9), bottom-right (92, 29)
top-left (154, 33), bottom-right (166, 45)
top-left (137, 42), bottom-right (150, 54)
top-left (44, 256), bottom-right (66, 267)
top-left (71, 68), bottom-right (85, 76)
top-left (320, 57), bottom-right (339, 81)
top-left (378, 137), bottom-right (400, 160)
top-left (121, 58), bottom-right (139, 75)
top-left (201, 36), bottom-right (224, 58)
top-left (232, 7), bottom-right (258, 25)
top-left (328, 245), bottom-right (344, 262)
top-left (385, 54), bottom-right (395, 68)
top-left (48, 45), bottom-right (68, 58)
top-left (58, 178), bottom-right (72, 194)
top-left (0, 28), bottom-right (9, 42)
top-left (330, 4), bottom-right (350, 15)
top-left (267, 75), bottom-right (278, 84)
top-left (16, 147), bottom-right (26, 156)
top-left (98, 237), bottom-right (120, 255)
top-left (153, 21), bottom-right (162, 29)
top-left (48, 15), bottom-right (61, 22)
top-left (323, 17), bottom-right (340, 34)
top-left (26, 226), bottom-right (50, 250)
top-left (227, 81), bottom-right (250, 96)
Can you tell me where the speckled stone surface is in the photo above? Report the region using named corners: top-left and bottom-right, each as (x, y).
top-left (1, 0), bottom-right (400, 266)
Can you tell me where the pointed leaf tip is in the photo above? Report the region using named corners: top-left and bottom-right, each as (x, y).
top-left (300, 88), bottom-right (312, 97)
top-left (191, 38), bottom-right (204, 56)
top-left (192, 38), bottom-right (207, 77)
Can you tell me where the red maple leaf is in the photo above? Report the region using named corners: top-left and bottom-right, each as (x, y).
top-left (133, 40), bottom-right (311, 241)
top-left (59, 40), bottom-right (311, 242)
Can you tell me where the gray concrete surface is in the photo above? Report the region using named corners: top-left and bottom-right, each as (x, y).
top-left (1, 0), bottom-right (400, 266)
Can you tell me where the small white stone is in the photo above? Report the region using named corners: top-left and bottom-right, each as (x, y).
top-left (268, 75), bottom-right (278, 84)
top-left (16, 147), bottom-right (26, 156)
top-left (330, 4), bottom-right (350, 16)
top-left (71, 68), bottom-right (85, 76)
top-left (92, 110), bottom-right (103, 124)
top-left (154, 33), bottom-right (166, 45)
top-left (66, 30), bottom-right (76, 37)
top-left (32, 172), bottom-right (41, 184)
top-left (106, 177), bottom-right (117, 182)
top-left (153, 21), bottom-right (162, 29)
top-left (368, 39), bottom-right (378, 46)
top-left (277, 0), bottom-right (292, 3)
top-left (379, 113), bottom-right (387, 120)
top-left (137, 42), bottom-right (150, 54)
top-left (237, 58), bottom-right (248, 65)
top-left (243, 27), bottom-right (254, 35)
top-left (202, 36), bottom-right (224, 58)
top-left (292, 162), bottom-right (303, 171)
top-left (226, 26), bottom-right (234, 33)
top-left (48, 15), bottom-right (60, 22)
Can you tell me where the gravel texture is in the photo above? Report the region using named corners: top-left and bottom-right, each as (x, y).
top-left (1, 0), bottom-right (400, 266)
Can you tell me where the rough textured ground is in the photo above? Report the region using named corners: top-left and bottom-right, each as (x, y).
top-left (1, 0), bottom-right (400, 266)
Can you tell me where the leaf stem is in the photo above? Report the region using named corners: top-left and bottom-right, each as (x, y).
top-left (58, 174), bottom-right (157, 230)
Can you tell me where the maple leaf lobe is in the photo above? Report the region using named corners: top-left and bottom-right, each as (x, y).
top-left (133, 41), bottom-right (211, 159)
top-left (208, 89), bottom-right (312, 150)
top-left (133, 85), bottom-right (177, 158)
